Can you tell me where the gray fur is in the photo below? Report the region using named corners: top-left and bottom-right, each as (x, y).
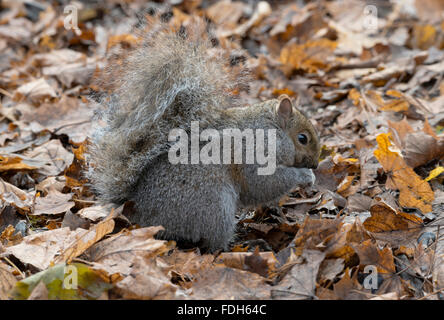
top-left (87, 25), bottom-right (241, 204)
top-left (133, 155), bottom-right (239, 250)
top-left (132, 154), bottom-right (315, 251)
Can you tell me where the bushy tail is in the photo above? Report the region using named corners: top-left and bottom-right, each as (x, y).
top-left (87, 24), bottom-right (242, 204)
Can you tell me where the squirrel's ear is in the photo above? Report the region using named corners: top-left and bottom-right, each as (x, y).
top-left (276, 95), bottom-right (293, 128)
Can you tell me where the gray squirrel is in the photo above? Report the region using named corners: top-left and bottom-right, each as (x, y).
top-left (87, 25), bottom-right (320, 251)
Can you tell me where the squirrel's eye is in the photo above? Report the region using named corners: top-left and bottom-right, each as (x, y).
top-left (298, 133), bottom-right (308, 145)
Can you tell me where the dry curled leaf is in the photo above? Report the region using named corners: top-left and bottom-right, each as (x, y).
top-left (0, 178), bottom-right (34, 212)
top-left (13, 78), bottom-right (57, 104)
top-left (54, 210), bottom-right (117, 264)
top-left (24, 139), bottom-right (74, 176)
top-left (0, 261), bottom-right (17, 300)
top-left (33, 189), bottom-right (74, 215)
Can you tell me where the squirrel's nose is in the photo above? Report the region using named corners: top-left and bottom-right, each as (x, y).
top-left (308, 158), bottom-right (318, 169)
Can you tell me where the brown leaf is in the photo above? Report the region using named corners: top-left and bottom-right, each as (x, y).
top-left (24, 139), bottom-right (74, 176)
top-left (216, 249), bottom-right (277, 278)
top-left (374, 133), bottom-right (434, 212)
top-left (87, 226), bottom-right (177, 299)
top-left (361, 65), bottom-right (406, 86)
top-left (4, 227), bottom-right (85, 270)
top-left (33, 189), bottom-right (74, 215)
top-left (0, 178), bottom-right (34, 212)
top-left (432, 225), bottom-right (444, 296)
top-left (61, 210), bottom-right (91, 230)
top-left (112, 258), bottom-right (179, 300)
top-left (352, 239), bottom-right (396, 274)
top-left (54, 210), bottom-right (116, 264)
top-left (363, 201), bottom-right (423, 233)
top-left (160, 249), bottom-right (214, 287)
top-left (314, 156), bottom-right (353, 192)
top-left (271, 249), bottom-right (325, 299)
top-left (412, 24), bottom-right (436, 50)
top-left (347, 193), bottom-right (373, 212)
top-left (388, 118), bottom-right (414, 148)
top-left (280, 39), bottom-right (338, 75)
top-left (191, 267), bottom-right (270, 299)
top-left (270, 3), bottom-right (327, 43)
top-left (331, 269), bottom-right (366, 300)
top-left (20, 96), bottom-right (94, 144)
top-left (14, 78), bottom-right (57, 104)
top-left (35, 176), bottom-right (66, 194)
top-left (403, 132), bottom-right (444, 168)
top-left (206, 1), bottom-right (245, 31)
top-left (415, 0), bottom-right (444, 23)
top-left (88, 226), bottom-right (170, 273)
top-left (32, 49), bottom-right (86, 67)
top-left (293, 217), bottom-right (343, 250)
top-left (0, 261), bottom-right (17, 300)
top-left (318, 258), bottom-right (344, 283)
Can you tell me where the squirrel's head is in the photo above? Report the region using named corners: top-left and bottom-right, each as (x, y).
top-left (275, 95), bottom-right (320, 169)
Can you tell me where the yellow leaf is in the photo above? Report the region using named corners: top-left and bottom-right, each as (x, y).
top-left (280, 39), bottom-right (337, 75)
top-left (414, 24), bottom-right (436, 50)
top-left (272, 88), bottom-right (296, 97)
top-left (425, 166), bottom-right (444, 181)
top-left (348, 88), bottom-right (362, 106)
top-left (386, 90), bottom-right (403, 98)
top-left (379, 100), bottom-right (409, 112)
top-left (107, 34), bottom-right (141, 50)
top-left (0, 156), bottom-right (36, 171)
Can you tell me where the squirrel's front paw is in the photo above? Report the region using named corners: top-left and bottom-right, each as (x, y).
top-left (295, 168), bottom-right (316, 187)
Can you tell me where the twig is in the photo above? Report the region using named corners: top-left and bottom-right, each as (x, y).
top-left (1, 256), bottom-right (25, 280)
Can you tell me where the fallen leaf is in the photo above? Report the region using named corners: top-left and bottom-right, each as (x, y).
top-left (280, 39), bottom-right (338, 75)
top-left (112, 258), bottom-right (179, 299)
top-left (76, 205), bottom-right (111, 222)
top-left (54, 211), bottom-right (116, 264)
top-left (425, 166), bottom-right (444, 181)
top-left (0, 261), bottom-right (17, 300)
top-left (0, 156), bottom-right (36, 171)
top-left (24, 139), bottom-right (74, 176)
top-left (374, 133), bottom-right (434, 212)
top-left (0, 178), bottom-right (34, 212)
top-left (191, 266), bottom-right (270, 300)
top-left (4, 227), bottom-right (85, 270)
top-left (160, 249), bottom-right (214, 287)
top-left (14, 78), bottom-right (58, 104)
top-left (216, 249), bottom-right (277, 278)
top-left (33, 189), bottom-right (74, 215)
top-left (271, 249), bottom-right (325, 299)
top-left (10, 263), bottom-right (112, 300)
top-left (318, 258), bottom-right (344, 283)
top-left (363, 201), bottom-right (423, 233)
top-left (403, 132), bottom-right (444, 168)
top-left (87, 226), bottom-right (170, 275)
